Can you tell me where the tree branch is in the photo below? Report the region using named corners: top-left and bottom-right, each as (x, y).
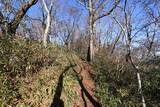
top-left (94, 0), bottom-right (120, 22)
top-left (133, 20), bottom-right (160, 38)
top-left (9, 0), bottom-right (38, 31)
top-left (112, 16), bottom-right (126, 36)
top-left (42, 0), bottom-right (49, 13)
top-left (76, 0), bottom-right (89, 10)
top-left (49, 0), bottom-right (54, 14)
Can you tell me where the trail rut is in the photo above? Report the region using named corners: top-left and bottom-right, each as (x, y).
top-left (71, 60), bottom-right (101, 107)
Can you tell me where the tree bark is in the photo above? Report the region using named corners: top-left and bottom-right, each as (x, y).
top-left (137, 72), bottom-right (146, 107)
top-left (42, 0), bottom-right (54, 47)
top-left (87, 0), bottom-right (96, 62)
top-left (87, 0), bottom-right (94, 62)
top-left (0, 0), bottom-right (38, 36)
top-left (110, 29), bottom-right (122, 55)
top-left (43, 14), bottom-right (51, 47)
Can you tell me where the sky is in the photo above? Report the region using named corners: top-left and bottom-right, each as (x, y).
top-left (25, 0), bottom-right (159, 44)
top-left (27, 0), bottom-right (82, 18)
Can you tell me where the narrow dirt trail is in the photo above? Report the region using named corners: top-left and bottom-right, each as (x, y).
top-left (72, 60), bottom-right (101, 107)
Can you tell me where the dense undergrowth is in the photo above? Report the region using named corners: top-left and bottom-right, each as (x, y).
top-left (91, 56), bottom-right (160, 106)
top-left (0, 36), bottom-right (80, 106)
top-left (140, 58), bottom-right (160, 106)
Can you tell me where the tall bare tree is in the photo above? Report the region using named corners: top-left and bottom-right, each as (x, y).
top-left (77, 0), bottom-right (120, 62)
top-left (111, 0), bottom-right (149, 106)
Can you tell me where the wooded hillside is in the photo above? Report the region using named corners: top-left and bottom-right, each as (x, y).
top-left (0, 0), bottom-right (160, 106)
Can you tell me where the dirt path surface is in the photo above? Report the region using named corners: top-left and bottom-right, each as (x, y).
top-left (16, 59), bottom-right (100, 107)
top-left (71, 60), bottom-right (101, 107)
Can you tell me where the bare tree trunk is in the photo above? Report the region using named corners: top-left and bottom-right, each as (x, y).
top-left (43, 14), bottom-right (51, 47)
top-left (87, 0), bottom-right (94, 62)
top-left (53, 15), bottom-right (57, 44)
top-left (42, 0), bottom-right (54, 47)
top-left (146, 28), bottom-right (156, 57)
top-left (137, 72), bottom-right (146, 107)
top-left (110, 29), bottom-right (122, 55)
top-left (93, 19), bottom-right (96, 58)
